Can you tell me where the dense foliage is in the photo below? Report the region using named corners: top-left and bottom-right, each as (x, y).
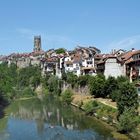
top-left (0, 63), bottom-right (42, 104)
top-left (89, 74), bottom-right (106, 97)
top-left (55, 48), bottom-right (65, 54)
top-left (65, 72), bottom-right (78, 88)
top-left (82, 100), bottom-right (98, 114)
top-left (117, 82), bottom-right (139, 118)
top-left (117, 109), bottom-right (140, 133)
top-left (61, 89), bottom-right (73, 105)
top-left (47, 75), bottom-right (61, 95)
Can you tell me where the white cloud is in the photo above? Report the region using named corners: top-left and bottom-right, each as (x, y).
top-left (107, 35), bottom-right (140, 52)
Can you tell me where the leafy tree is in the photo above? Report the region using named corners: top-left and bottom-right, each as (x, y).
top-left (117, 76), bottom-right (129, 83)
top-left (0, 63), bottom-right (42, 101)
top-left (61, 89), bottom-right (73, 105)
top-left (55, 48), bottom-right (65, 54)
top-left (104, 76), bottom-right (118, 100)
top-left (61, 68), bottom-right (67, 81)
top-left (47, 75), bottom-right (61, 95)
top-left (66, 72), bottom-right (78, 88)
top-left (117, 109), bottom-right (140, 133)
top-left (116, 82), bottom-right (139, 133)
top-left (117, 82), bottom-right (139, 118)
top-left (78, 75), bottom-right (90, 87)
top-left (89, 75), bottom-right (105, 97)
top-left (17, 66), bottom-right (41, 88)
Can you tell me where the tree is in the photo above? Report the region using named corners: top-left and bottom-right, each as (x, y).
top-left (78, 75), bottom-right (90, 87)
top-left (89, 75), bottom-right (106, 97)
top-left (47, 75), bottom-right (61, 95)
top-left (104, 76), bottom-right (118, 100)
top-left (117, 109), bottom-right (140, 133)
top-left (117, 76), bottom-right (129, 83)
top-left (66, 72), bottom-right (78, 88)
top-left (117, 82), bottom-right (139, 118)
top-left (55, 48), bottom-right (65, 54)
top-left (116, 81), bottom-right (139, 133)
top-left (61, 89), bottom-right (73, 105)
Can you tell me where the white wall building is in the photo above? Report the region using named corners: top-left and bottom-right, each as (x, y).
top-left (104, 57), bottom-right (124, 78)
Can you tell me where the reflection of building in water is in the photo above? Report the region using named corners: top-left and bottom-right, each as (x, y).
top-left (10, 98), bottom-right (81, 132)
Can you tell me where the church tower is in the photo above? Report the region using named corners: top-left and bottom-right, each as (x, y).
top-left (34, 36), bottom-right (41, 52)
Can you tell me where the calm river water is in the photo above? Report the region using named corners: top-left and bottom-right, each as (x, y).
top-left (0, 95), bottom-right (115, 140)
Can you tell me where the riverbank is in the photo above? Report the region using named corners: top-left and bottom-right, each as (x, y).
top-left (71, 94), bottom-right (132, 140)
top-left (15, 96), bottom-right (37, 101)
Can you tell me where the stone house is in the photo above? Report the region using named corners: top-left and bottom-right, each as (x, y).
top-left (97, 55), bottom-right (124, 78)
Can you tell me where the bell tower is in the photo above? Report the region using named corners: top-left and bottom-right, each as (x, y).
top-left (34, 36), bottom-right (41, 52)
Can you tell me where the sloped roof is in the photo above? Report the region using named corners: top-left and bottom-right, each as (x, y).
top-left (73, 53), bottom-right (82, 63)
top-left (121, 50), bottom-right (140, 64)
top-left (97, 54), bottom-right (121, 65)
top-left (121, 50), bottom-right (140, 60)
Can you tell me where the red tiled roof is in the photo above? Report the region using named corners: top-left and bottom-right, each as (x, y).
top-left (121, 50), bottom-right (140, 61)
top-left (121, 50), bottom-right (140, 64)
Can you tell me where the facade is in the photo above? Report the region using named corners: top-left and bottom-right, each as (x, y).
top-left (104, 57), bottom-right (124, 78)
top-left (123, 50), bottom-right (140, 82)
top-left (97, 56), bottom-right (124, 78)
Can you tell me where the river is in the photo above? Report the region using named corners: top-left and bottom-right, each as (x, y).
top-left (0, 95), bottom-right (115, 140)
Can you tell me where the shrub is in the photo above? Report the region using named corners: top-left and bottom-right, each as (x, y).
top-left (61, 89), bottom-right (73, 105)
top-left (82, 100), bottom-right (98, 114)
top-left (104, 76), bottom-right (118, 99)
top-left (88, 75), bottom-right (105, 97)
top-left (47, 75), bottom-right (61, 95)
top-left (22, 87), bottom-right (35, 97)
top-left (117, 82), bottom-right (139, 118)
top-left (55, 48), bottom-right (65, 54)
top-left (110, 90), bottom-right (119, 102)
top-left (117, 109), bottom-right (140, 133)
top-left (66, 72), bottom-right (78, 88)
top-left (78, 75), bottom-right (90, 87)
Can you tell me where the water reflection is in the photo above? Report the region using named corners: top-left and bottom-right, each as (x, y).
top-left (0, 95), bottom-right (114, 140)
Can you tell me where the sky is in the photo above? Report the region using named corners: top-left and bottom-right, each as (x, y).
top-left (0, 0), bottom-right (140, 55)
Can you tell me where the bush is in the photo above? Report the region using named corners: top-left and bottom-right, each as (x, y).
top-left (66, 72), bottom-right (78, 88)
top-left (104, 76), bottom-right (118, 99)
top-left (47, 75), bottom-right (61, 95)
top-left (110, 90), bottom-right (119, 102)
top-left (117, 109), bottom-right (140, 133)
top-left (61, 89), bottom-right (73, 105)
top-left (117, 82), bottom-right (139, 118)
top-left (78, 75), bottom-right (90, 87)
top-left (22, 87), bottom-right (35, 97)
top-left (55, 48), bottom-right (65, 54)
top-left (82, 100), bottom-right (98, 114)
top-left (88, 75), bottom-right (106, 97)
